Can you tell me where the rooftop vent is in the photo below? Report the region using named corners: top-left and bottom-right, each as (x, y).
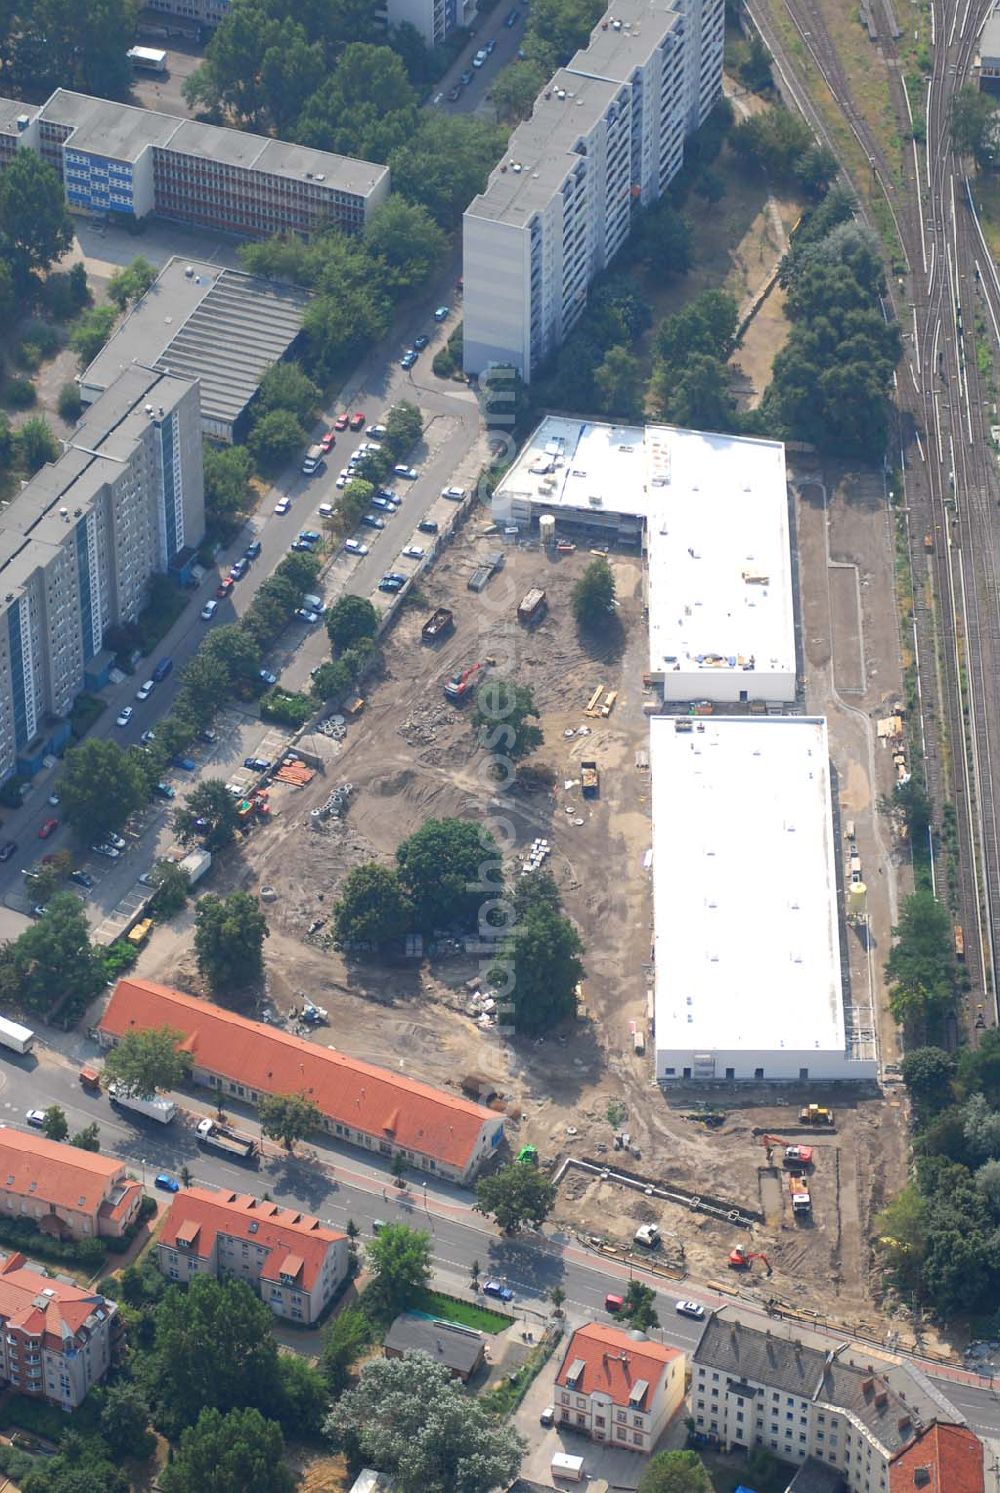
top-left (184, 265), bottom-right (194, 277)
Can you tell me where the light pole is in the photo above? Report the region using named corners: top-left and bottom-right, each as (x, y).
top-left (141, 1157), bottom-right (147, 1188)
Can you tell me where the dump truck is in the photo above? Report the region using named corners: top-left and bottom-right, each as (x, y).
top-left (108, 1082), bottom-right (176, 1124)
top-left (196, 1117), bottom-right (258, 1162)
top-left (517, 588), bottom-right (547, 626)
top-left (789, 1175), bottom-right (812, 1215)
top-left (79, 1064), bottom-right (101, 1090)
top-left (422, 607), bottom-right (454, 643)
top-left (581, 760), bottom-right (599, 797)
top-left (799, 1103), bottom-right (834, 1126)
top-left (128, 917), bottom-right (153, 947)
top-left (0, 1017), bottom-right (34, 1056)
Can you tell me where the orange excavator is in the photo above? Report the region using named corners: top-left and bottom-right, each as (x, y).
top-left (729, 1246), bottom-right (772, 1275)
top-left (760, 1134), bottom-right (813, 1168)
top-left (443, 662), bottom-right (483, 702)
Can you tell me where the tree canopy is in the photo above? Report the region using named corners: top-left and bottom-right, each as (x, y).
top-left (327, 594), bottom-right (379, 650)
top-left (637, 1451), bottom-right (713, 1493)
top-left (1, 892), bottom-right (106, 1014)
top-left (494, 871), bottom-right (584, 1034)
top-left (885, 891), bottom-right (957, 1031)
top-left (174, 779), bottom-right (241, 853)
top-left (333, 862), bottom-right (411, 948)
top-left (161, 1406), bottom-right (294, 1493)
top-left (365, 1222), bottom-right (432, 1319)
top-left (194, 892), bottom-right (269, 998)
top-left (60, 737), bottom-right (148, 842)
top-left (396, 818), bottom-right (499, 933)
top-left (571, 559), bottom-right (616, 631)
top-left (475, 1160), bottom-right (557, 1234)
top-left (257, 1091), bottom-right (322, 1151)
top-left (102, 1025), bottom-right (192, 1098)
top-left (0, 151), bottom-right (74, 285)
top-left (472, 679), bottom-right (542, 761)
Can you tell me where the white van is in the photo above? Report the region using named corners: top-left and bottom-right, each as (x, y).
top-left (551, 1452), bottom-right (584, 1483)
top-left (301, 444), bottom-right (324, 476)
top-left (318, 502), bottom-right (334, 519)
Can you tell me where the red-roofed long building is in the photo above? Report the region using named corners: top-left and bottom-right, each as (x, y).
top-left (98, 980), bottom-right (505, 1183)
top-left (0, 1252), bottom-right (118, 1408)
top-left (555, 1322), bottom-right (686, 1453)
top-left (157, 1187), bottom-right (348, 1324)
top-left (0, 1127), bottom-right (142, 1242)
top-left (889, 1423), bottom-right (985, 1493)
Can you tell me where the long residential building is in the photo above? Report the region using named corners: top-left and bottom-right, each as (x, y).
top-left (98, 979), bottom-right (506, 1182)
top-left (0, 1127), bottom-right (142, 1241)
top-left (0, 365), bottom-right (203, 783)
top-left (462, 0), bottom-right (724, 381)
top-left (0, 90), bottom-right (388, 239)
top-left (0, 1252), bottom-right (118, 1409)
top-left (157, 1187), bottom-right (348, 1324)
top-left (692, 1308), bottom-right (987, 1493)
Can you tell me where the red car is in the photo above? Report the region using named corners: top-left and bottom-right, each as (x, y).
top-left (38, 818), bottom-right (58, 839)
top-left (216, 576), bottom-right (235, 599)
top-left (334, 413), bottom-right (349, 431)
top-left (349, 411), bottom-right (365, 431)
top-left (319, 430), bottom-right (337, 453)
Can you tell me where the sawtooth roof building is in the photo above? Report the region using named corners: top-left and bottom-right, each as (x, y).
top-left (80, 258), bottom-right (312, 444)
top-left (98, 980), bottom-right (505, 1182)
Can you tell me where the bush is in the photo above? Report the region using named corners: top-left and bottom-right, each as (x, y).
top-left (57, 382), bottom-right (83, 422)
top-left (103, 939), bottom-right (139, 980)
top-left (15, 342), bottom-right (42, 371)
top-left (4, 375), bottom-right (36, 409)
top-left (260, 688), bottom-right (313, 727)
top-left (69, 692), bottom-right (106, 739)
top-left (0, 1214), bottom-right (104, 1269)
top-left (69, 303), bottom-right (118, 366)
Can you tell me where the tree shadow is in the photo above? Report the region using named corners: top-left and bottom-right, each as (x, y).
top-left (575, 614), bottom-right (627, 666)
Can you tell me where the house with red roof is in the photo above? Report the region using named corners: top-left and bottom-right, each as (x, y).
top-left (554, 1322), bottom-right (685, 1453)
top-left (157, 1186), bottom-right (348, 1324)
top-left (98, 979), bottom-right (505, 1183)
top-left (0, 1252), bottom-right (118, 1408)
top-left (0, 1127), bottom-right (142, 1242)
top-left (889, 1423), bottom-right (985, 1493)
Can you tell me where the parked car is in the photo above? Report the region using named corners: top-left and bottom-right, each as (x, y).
top-left (216, 577), bottom-right (234, 599)
top-left (141, 729), bottom-right (157, 745)
top-left (0, 841), bottom-right (17, 863)
top-left (197, 728), bottom-right (217, 744)
top-left (37, 818), bottom-right (58, 839)
top-left (25, 1110), bottom-right (45, 1129)
top-left (155, 1173), bottom-right (180, 1193)
top-left (486, 36), bottom-right (497, 52)
top-left (299, 530), bottom-right (321, 545)
top-left (244, 757), bottom-right (272, 773)
top-left (107, 833), bottom-right (126, 850)
top-left (135, 679), bottom-right (155, 701)
top-left (349, 411), bottom-right (365, 430)
top-left (434, 305), bottom-right (450, 321)
top-left (91, 842), bottom-right (120, 859)
top-left (394, 465), bottom-right (418, 480)
top-left (334, 412), bottom-right (350, 431)
top-left (418, 518), bottom-right (439, 534)
top-left (402, 545), bottom-right (425, 560)
top-left (244, 539), bottom-right (262, 560)
top-left (336, 473), bottom-right (349, 489)
top-left (171, 756), bottom-right (196, 772)
top-left (675, 1300), bottom-right (706, 1319)
top-left (413, 334), bottom-right (429, 350)
top-left (401, 350), bottom-right (417, 369)
top-left (70, 869), bottom-right (95, 889)
top-left (230, 557), bottom-right (249, 580)
top-left (291, 538), bottom-right (314, 551)
top-left (472, 48), bottom-right (487, 66)
top-left (200, 600), bottom-right (218, 621)
top-left (482, 1279), bottom-right (514, 1302)
top-left (447, 83), bottom-right (462, 100)
top-left (366, 423), bottom-right (387, 439)
top-left (343, 538), bottom-right (369, 555)
top-left (505, 6), bottom-right (520, 24)
top-left (361, 514), bottom-right (385, 530)
top-left (138, 871), bottom-right (156, 887)
top-left (442, 485), bottom-right (466, 500)
top-left (371, 496), bottom-right (393, 511)
top-left (539, 1406), bottom-right (555, 1426)
top-left (460, 68), bottom-right (473, 85)
top-left (116, 706), bottom-right (133, 728)
top-left (274, 496), bottom-right (291, 514)
top-left (295, 608), bottom-right (321, 624)
top-left (259, 668), bottom-right (278, 686)
top-left (319, 430), bottom-right (337, 453)
top-left (153, 782), bottom-right (176, 801)
top-left (48, 792), bottom-right (59, 806)
top-left (152, 657), bottom-right (173, 682)
top-left (379, 576), bottom-right (405, 593)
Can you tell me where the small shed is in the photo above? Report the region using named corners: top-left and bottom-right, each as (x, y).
top-left (384, 1314), bottom-right (486, 1383)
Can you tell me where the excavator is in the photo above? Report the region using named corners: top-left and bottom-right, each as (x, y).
top-left (444, 662), bottom-right (484, 702)
top-left (728, 1246), bottom-right (772, 1275)
top-left (759, 1134), bottom-right (814, 1168)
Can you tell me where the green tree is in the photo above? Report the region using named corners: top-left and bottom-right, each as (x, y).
top-left (274, 1353), bottom-right (329, 1437)
top-left (472, 678), bottom-right (542, 761)
top-left (149, 859), bottom-right (191, 917)
top-left (951, 86), bottom-right (1000, 170)
top-left (41, 1104), bottom-right (68, 1141)
top-left (194, 892), bottom-right (269, 997)
top-left (327, 593), bottom-right (379, 649)
top-left (98, 1382), bottom-right (155, 1462)
top-left (886, 890), bottom-right (957, 1029)
top-left (61, 737), bottom-right (147, 842)
top-left (652, 350), bottom-right (737, 430)
top-left (297, 43), bottom-right (417, 159)
top-left (69, 303), bottom-right (118, 365)
top-left (178, 650), bottom-right (231, 728)
top-left (6, 892), bottom-right (106, 1013)
top-left (333, 862), bottom-right (411, 947)
top-left (901, 1046), bottom-right (956, 1123)
top-left (203, 624), bottom-right (262, 686)
top-left (257, 361), bottom-right (322, 425)
top-left (302, 282), bottom-right (393, 381)
top-left (654, 289), bottom-right (738, 366)
top-left (102, 1025), bottom-right (192, 1099)
top-left (636, 200), bottom-right (692, 278)
top-left (622, 1279), bottom-right (659, 1330)
top-left (249, 407), bottom-right (305, 471)
top-left (396, 818), bottom-right (499, 933)
top-left (174, 778), bottom-right (241, 853)
top-left (321, 1304), bottom-right (372, 1396)
top-left (365, 1222), bottom-right (432, 1318)
top-left (15, 415), bottom-right (59, 474)
top-left (147, 1276), bottom-right (283, 1437)
top-left (107, 256), bottom-right (157, 310)
top-left (203, 444), bottom-right (254, 537)
top-left (57, 381), bottom-right (82, 422)
top-left (389, 114), bottom-right (507, 229)
top-left (71, 1121), bottom-right (101, 1151)
top-left (334, 477), bottom-right (374, 533)
top-left (499, 872), bottom-right (584, 1033)
top-left (364, 197), bottom-right (446, 297)
top-left (257, 1091), bottom-right (322, 1152)
top-left (962, 1093), bottom-right (1000, 1163)
top-left (326, 1354), bottom-right (525, 1493)
top-left (161, 1406), bottom-right (294, 1493)
top-left (475, 1161), bottom-right (556, 1234)
top-left (383, 401), bottom-right (423, 457)
top-left (571, 558), bottom-right (616, 630)
top-left (958, 1028), bottom-right (1000, 1107)
top-left (0, 150), bottom-right (73, 279)
top-left (491, 59), bottom-right (547, 122)
top-left (311, 659), bottom-right (353, 703)
top-left (593, 344), bottom-right (643, 420)
top-left (637, 1450), bottom-right (712, 1493)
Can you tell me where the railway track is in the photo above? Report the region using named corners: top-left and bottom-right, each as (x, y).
top-left (744, 0), bottom-right (1000, 1027)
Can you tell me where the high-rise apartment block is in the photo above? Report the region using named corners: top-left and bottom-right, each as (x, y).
top-left (0, 366), bottom-right (203, 782)
top-left (0, 90), bottom-right (388, 240)
top-left (462, 0), bottom-right (724, 381)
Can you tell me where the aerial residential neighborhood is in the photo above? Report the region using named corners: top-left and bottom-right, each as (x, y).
top-left (0, 0), bottom-right (995, 1490)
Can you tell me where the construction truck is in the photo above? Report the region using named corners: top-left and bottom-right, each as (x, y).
top-left (108, 1082), bottom-right (176, 1124)
top-left (196, 1117), bottom-right (258, 1162)
top-left (799, 1104), bottom-right (834, 1126)
top-left (634, 1223), bottom-right (660, 1249)
top-left (128, 917), bottom-right (153, 947)
top-left (444, 662), bottom-right (482, 702)
top-left (517, 589), bottom-right (547, 627)
top-left (580, 760), bottom-right (599, 797)
top-left (789, 1175), bottom-right (812, 1216)
top-left (728, 1246), bottom-right (772, 1275)
top-left (422, 607), bottom-right (454, 643)
top-left (759, 1135), bottom-right (813, 1167)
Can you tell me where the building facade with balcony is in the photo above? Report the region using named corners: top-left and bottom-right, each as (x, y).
top-left (157, 1187), bottom-right (348, 1324)
top-left (462, 0), bottom-right (724, 381)
top-left (0, 1252), bottom-right (118, 1409)
top-left (0, 89), bottom-right (388, 240)
top-left (554, 1322), bottom-right (685, 1453)
top-left (0, 365), bottom-right (202, 783)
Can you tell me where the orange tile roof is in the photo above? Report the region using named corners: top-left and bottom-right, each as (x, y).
top-left (890, 1423), bottom-right (984, 1493)
top-left (0, 1126), bottom-right (131, 1219)
top-left (556, 1322), bottom-right (683, 1411)
top-left (159, 1186), bottom-right (344, 1292)
top-left (0, 1252), bottom-right (114, 1353)
top-left (100, 979), bottom-right (501, 1172)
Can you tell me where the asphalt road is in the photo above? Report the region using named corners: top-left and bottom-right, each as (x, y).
top-left (432, 4), bottom-right (527, 117)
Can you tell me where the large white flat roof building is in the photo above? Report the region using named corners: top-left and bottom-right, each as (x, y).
top-left (650, 715), bottom-right (875, 1083)
top-left (493, 415), bottom-right (796, 703)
